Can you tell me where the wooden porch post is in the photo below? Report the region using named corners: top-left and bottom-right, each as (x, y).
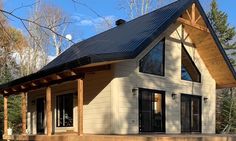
top-left (21, 92), bottom-right (27, 134)
top-left (46, 87), bottom-right (52, 135)
top-left (4, 95), bottom-right (8, 136)
top-left (77, 78), bottom-right (84, 136)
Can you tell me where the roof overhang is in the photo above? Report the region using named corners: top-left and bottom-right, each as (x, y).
top-left (176, 1), bottom-right (236, 88)
top-left (0, 56), bottom-right (122, 96)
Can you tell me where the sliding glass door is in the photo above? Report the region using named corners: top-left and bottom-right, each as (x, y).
top-left (139, 89), bottom-right (165, 133)
top-left (181, 94), bottom-right (201, 133)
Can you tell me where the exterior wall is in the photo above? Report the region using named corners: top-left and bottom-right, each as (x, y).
top-left (111, 23), bottom-right (216, 134)
top-left (27, 23), bottom-right (216, 135)
top-left (83, 69), bottom-right (113, 134)
top-left (27, 69), bottom-right (113, 134)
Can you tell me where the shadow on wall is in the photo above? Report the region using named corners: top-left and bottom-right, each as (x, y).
top-left (83, 70), bottom-right (113, 134)
top-left (107, 23), bottom-right (211, 134)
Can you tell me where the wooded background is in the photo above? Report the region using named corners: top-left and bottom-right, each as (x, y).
top-left (0, 0), bottom-right (235, 136)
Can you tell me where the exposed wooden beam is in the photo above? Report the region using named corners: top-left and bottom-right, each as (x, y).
top-left (31, 82), bottom-right (37, 87)
top-left (195, 15), bottom-right (201, 24)
top-left (46, 87), bottom-right (52, 135)
top-left (41, 79), bottom-right (48, 84)
top-left (4, 96), bottom-right (8, 136)
top-left (50, 74), bottom-right (62, 80)
top-left (21, 92), bottom-right (27, 135)
top-left (11, 88), bottom-right (17, 92)
top-left (69, 70), bottom-right (76, 76)
top-left (3, 90), bottom-right (8, 94)
top-left (0, 65), bottom-right (109, 95)
top-left (21, 85), bottom-right (26, 90)
top-left (177, 17), bottom-right (210, 33)
top-left (77, 78), bottom-right (84, 136)
top-left (191, 3), bottom-right (196, 24)
top-left (186, 9), bottom-right (192, 20)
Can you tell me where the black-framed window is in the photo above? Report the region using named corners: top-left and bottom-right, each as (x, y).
top-left (56, 94), bottom-right (73, 127)
top-left (181, 94), bottom-right (201, 133)
top-left (139, 88), bottom-right (165, 133)
top-left (139, 39), bottom-right (165, 76)
top-left (181, 45), bottom-right (201, 82)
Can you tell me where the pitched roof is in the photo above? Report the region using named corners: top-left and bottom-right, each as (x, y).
top-left (42, 0), bottom-right (192, 71)
top-left (0, 0), bottom-right (235, 91)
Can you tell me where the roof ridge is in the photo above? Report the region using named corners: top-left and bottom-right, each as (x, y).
top-left (41, 0), bottom-right (186, 70)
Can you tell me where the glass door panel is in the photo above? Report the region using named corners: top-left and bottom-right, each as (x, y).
top-left (181, 95), bottom-right (201, 133)
top-left (37, 98), bottom-right (45, 134)
top-left (139, 89), bottom-right (165, 133)
top-left (181, 96), bottom-right (191, 132)
top-left (192, 97), bottom-right (201, 132)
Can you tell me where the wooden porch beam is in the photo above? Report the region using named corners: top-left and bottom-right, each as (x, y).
top-left (41, 79), bottom-right (48, 84)
top-left (0, 65), bottom-right (109, 96)
top-left (3, 90), bottom-right (8, 94)
top-left (31, 82), bottom-right (37, 87)
top-left (46, 87), bottom-right (52, 135)
top-left (21, 92), bottom-right (27, 135)
top-left (4, 96), bottom-right (8, 136)
top-left (177, 17), bottom-right (210, 33)
top-left (77, 78), bottom-right (84, 136)
top-left (21, 85), bottom-right (26, 90)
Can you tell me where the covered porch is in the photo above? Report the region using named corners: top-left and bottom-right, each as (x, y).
top-left (1, 64), bottom-right (112, 140)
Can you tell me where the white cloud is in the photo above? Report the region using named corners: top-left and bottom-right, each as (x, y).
top-left (73, 15), bottom-right (116, 27)
top-left (79, 19), bottom-right (94, 26)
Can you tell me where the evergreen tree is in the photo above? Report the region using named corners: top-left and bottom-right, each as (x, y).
top-left (208, 0), bottom-right (236, 65)
top-left (208, 0), bottom-right (236, 134)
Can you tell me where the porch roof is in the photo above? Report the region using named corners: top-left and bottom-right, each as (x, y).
top-left (0, 0), bottom-right (236, 95)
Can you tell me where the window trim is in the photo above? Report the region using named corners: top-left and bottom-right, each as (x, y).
top-left (139, 38), bottom-right (165, 76)
top-left (181, 44), bottom-right (201, 83)
top-left (56, 93), bottom-right (74, 128)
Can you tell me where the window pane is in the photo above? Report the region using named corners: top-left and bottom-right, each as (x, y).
top-left (140, 40), bottom-right (165, 76)
top-left (139, 89), bottom-right (165, 132)
top-left (181, 45), bottom-right (201, 82)
top-left (56, 94), bottom-right (73, 127)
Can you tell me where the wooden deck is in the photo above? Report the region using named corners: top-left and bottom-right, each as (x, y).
top-left (3, 134), bottom-right (236, 141)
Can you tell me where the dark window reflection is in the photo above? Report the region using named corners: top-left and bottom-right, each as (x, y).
top-left (140, 40), bottom-right (165, 76)
top-left (181, 45), bottom-right (201, 82)
top-left (56, 94), bottom-right (73, 127)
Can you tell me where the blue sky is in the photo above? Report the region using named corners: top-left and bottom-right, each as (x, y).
top-left (3, 0), bottom-right (236, 55)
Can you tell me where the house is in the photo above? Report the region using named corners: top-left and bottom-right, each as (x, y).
top-left (1, 0), bottom-right (236, 140)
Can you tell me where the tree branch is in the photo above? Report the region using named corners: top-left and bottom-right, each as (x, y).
top-left (0, 9), bottom-right (75, 44)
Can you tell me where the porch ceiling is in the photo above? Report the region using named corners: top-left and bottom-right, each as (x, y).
top-left (186, 27), bottom-right (236, 88)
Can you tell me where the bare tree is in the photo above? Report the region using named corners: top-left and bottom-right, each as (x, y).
top-left (121, 0), bottom-right (175, 19)
top-left (40, 3), bottom-right (72, 56)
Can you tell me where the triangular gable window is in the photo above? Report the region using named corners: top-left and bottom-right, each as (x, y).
top-left (181, 45), bottom-right (201, 82)
top-left (139, 39), bottom-right (165, 76)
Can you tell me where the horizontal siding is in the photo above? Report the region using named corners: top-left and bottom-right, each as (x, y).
top-left (112, 24), bottom-right (216, 134)
top-left (83, 70), bottom-right (113, 134)
top-left (27, 69), bottom-right (113, 135)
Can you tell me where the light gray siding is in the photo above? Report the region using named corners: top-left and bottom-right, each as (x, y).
top-left (110, 23), bottom-right (216, 134)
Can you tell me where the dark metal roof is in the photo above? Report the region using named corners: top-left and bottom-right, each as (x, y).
top-left (41, 0), bottom-right (192, 71)
top-left (0, 0), bottom-right (235, 91)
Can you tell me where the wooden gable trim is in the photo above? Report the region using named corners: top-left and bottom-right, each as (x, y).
top-left (177, 3), bottom-right (209, 33)
top-left (177, 3), bottom-right (236, 88)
